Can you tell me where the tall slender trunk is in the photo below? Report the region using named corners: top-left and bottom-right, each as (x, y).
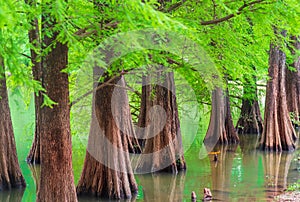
top-left (286, 36), bottom-right (300, 126)
top-left (136, 70), bottom-right (186, 174)
top-left (36, 9), bottom-right (77, 201)
top-left (26, 0), bottom-right (42, 163)
top-left (259, 42), bottom-right (297, 151)
top-left (204, 87), bottom-right (239, 145)
top-left (0, 58), bottom-right (26, 190)
top-left (77, 74), bottom-right (138, 199)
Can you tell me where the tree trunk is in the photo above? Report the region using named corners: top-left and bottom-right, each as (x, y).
top-left (76, 75), bottom-right (138, 199)
top-left (0, 58), bottom-right (26, 190)
top-left (258, 43), bottom-right (297, 151)
top-left (286, 36), bottom-right (300, 126)
top-left (236, 83), bottom-right (263, 134)
top-left (36, 19), bottom-right (77, 201)
top-left (204, 87), bottom-right (239, 145)
top-left (26, 0), bottom-right (42, 163)
top-left (136, 71), bottom-right (186, 174)
top-left (136, 75), bottom-right (154, 148)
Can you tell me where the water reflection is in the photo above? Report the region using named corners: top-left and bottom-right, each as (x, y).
top-left (137, 172), bottom-right (185, 201)
top-left (263, 152), bottom-right (295, 200)
top-left (208, 144), bottom-right (238, 201)
top-left (0, 189), bottom-right (24, 202)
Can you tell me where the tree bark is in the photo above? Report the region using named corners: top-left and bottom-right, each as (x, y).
top-left (36, 16), bottom-right (77, 201)
top-left (258, 43), bottom-right (297, 151)
top-left (286, 36), bottom-right (300, 126)
top-left (76, 75), bottom-right (138, 199)
top-left (26, 0), bottom-right (42, 164)
top-left (204, 87), bottom-right (239, 145)
top-left (236, 82), bottom-right (263, 134)
top-left (0, 58), bottom-right (26, 190)
top-left (136, 71), bottom-right (186, 174)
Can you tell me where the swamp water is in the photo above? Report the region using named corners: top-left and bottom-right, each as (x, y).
top-left (0, 94), bottom-right (299, 202)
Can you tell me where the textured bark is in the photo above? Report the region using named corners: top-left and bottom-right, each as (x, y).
top-left (208, 144), bottom-right (238, 201)
top-left (26, 0), bottom-right (42, 163)
top-left (77, 75), bottom-right (138, 199)
top-left (259, 43), bottom-right (297, 151)
top-left (36, 19), bottom-right (77, 201)
top-left (0, 59), bottom-right (26, 191)
top-left (204, 87), bottom-right (239, 145)
top-left (136, 75), bottom-right (153, 148)
top-left (263, 152), bottom-right (294, 200)
top-left (136, 71), bottom-right (186, 174)
top-left (286, 36), bottom-right (300, 126)
top-left (236, 87), bottom-right (263, 134)
top-left (138, 172), bottom-right (185, 201)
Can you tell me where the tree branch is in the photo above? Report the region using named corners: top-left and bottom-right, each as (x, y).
top-left (201, 0), bottom-right (266, 25)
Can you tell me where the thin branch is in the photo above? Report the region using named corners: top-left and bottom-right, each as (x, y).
top-left (201, 0), bottom-right (266, 25)
top-left (166, 0), bottom-right (187, 13)
top-left (20, 53), bottom-right (32, 59)
top-left (74, 21), bottom-right (119, 38)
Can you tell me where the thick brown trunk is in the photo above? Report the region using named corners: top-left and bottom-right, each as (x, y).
top-left (204, 87), bottom-right (239, 145)
top-left (236, 88), bottom-right (263, 134)
top-left (259, 43), bottom-right (297, 151)
top-left (286, 36), bottom-right (300, 126)
top-left (77, 75), bottom-right (138, 199)
top-left (0, 58), bottom-right (26, 190)
top-left (136, 71), bottom-right (186, 174)
top-left (26, 1), bottom-right (42, 163)
top-left (36, 20), bottom-right (77, 201)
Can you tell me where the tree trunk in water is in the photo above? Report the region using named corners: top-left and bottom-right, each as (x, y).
top-left (286, 36), bottom-right (300, 126)
top-left (258, 43), bottom-right (297, 151)
top-left (236, 83), bottom-right (263, 134)
top-left (36, 22), bottom-right (77, 201)
top-left (204, 87), bottom-right (239, 145)
top-left (0, 58), bottom-right (26, 190)
top-left (26, 2), bottom-right (42, 163)
top-left (77, 75), bottom-right (138, 199)
top-left (136, 71), bottom-right (186, 174)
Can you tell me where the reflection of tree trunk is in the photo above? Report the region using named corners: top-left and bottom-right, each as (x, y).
top-left (77, 75), bottom-right (138, 199)
top-left (136, 70), bottom-right (186, 173)
top-left (208, 144), bottom-right (238, 201)
top-left (28, 164), bottom-right (40, 193)
top-left (204, 88), bottom-right (239, 145)
top-left (236, 81), bottom-right (263, 134)
top-left (262, 152), bottom-right (294, 200)
top-left (138, 173), bottom-right (185, 202)
top-left (0, 189), bottom-right (25, 202)
top-left (259, 42), bottom-right (297, 151)
top-left (286, 36), bottom-right (300, 125)
top-left (0, 58), bottom-right (26, 190)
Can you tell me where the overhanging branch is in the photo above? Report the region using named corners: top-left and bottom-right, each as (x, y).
top-left (201, 0), bottom-right (266, 25)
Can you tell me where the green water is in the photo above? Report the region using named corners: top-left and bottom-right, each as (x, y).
top-left (1, 92), bottom-right (299, 201)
